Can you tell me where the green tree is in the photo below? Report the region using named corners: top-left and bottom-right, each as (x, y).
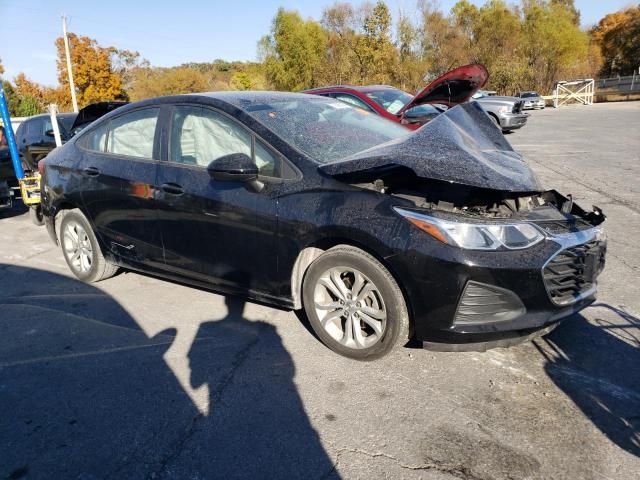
top-left (355, 1), bottom-right (397, 84)
top-left (259, 8), bottom-right (328, 91)
top-left (522, 1), bottom-right (590, 92)
top-left (2, 81), bottom-right (22, 116)
top-left (15, 95), bottom-right (40, 117)
top-left (230, 72), bottom-right (252, 90)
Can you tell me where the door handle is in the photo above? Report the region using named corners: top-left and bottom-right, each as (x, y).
top-left (83, 166), bottom-right (100, 176)
top-left (161, 183), bottom-right (184, 196)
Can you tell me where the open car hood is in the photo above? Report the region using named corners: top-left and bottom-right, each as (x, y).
top-left (319, 101), bottom-right (542, 193)
top-left (398, 64), bottom-right (489, 113)
top-left (70, 101), bottom-right (128, 133)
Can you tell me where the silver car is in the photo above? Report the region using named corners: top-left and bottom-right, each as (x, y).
top-left (518, 91), bottom-right (546, 110)
top-left (471, 91), bottom-right (528, 133)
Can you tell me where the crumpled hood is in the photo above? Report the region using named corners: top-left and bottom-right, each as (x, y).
top-left (319, 101), bottom-right (542, 193)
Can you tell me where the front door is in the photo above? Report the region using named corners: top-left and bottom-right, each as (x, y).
top-left (78, 107), bottom-right (165, 269)
top-left (155, 104), bottom-right (280, 296)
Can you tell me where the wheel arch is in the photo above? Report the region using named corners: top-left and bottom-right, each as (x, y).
top-left (50, 200), bottom-right (91, 245)
top-left (487, 111), bottom-right (501, 125)
top-left (290, 237), bottom-right (415, 338)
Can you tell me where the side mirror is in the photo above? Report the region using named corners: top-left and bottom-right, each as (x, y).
top-left (207, 153), bottom-right (264, 193)
top-left (207, 153), bottom-right (258, 182)
top-left (44, 129), bottom-right (55, 138)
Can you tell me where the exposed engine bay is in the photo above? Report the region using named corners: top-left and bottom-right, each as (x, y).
top-left (355, 173), bottom-right (605, 231)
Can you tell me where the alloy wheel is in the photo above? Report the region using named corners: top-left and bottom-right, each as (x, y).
top-left (313, 267), bottom-right (387, 349)
top-left (63, 220), bottom-right (93, 274)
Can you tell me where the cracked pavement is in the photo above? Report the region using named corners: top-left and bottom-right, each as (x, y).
top-left (1, 102), bottom-right (639, 479)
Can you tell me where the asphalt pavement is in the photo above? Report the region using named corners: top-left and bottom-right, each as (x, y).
top-left (1, 102), bottom-right (639, 480)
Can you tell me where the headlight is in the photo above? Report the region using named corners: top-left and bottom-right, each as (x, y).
top-left (394, 208), bottom-right (545, 250)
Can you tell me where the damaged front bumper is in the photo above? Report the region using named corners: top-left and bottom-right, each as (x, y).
top-left (386, 217), bottom-right (606, 352)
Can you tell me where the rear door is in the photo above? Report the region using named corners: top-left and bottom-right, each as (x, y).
top-left (77, 107), bottom-right (165, 270)
top-left (155, 104), bottom-right (282, 295)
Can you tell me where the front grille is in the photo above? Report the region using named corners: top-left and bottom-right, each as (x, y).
top-left (543, 241), bottom-right (606, 305)
top-left (512, 101), bottom-right (524, 113)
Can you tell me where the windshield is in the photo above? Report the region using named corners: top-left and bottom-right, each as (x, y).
top-left (520, 92), bottom-right (538, 98)
top-left (365, 89), bottom-right (413, 114)
top-left (245, 97), bottom-right (410, 164)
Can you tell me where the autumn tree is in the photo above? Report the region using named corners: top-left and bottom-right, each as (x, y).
top-left (128, 67), bottom-right (209, 101)
top-left (355, 1), bottom-right (397, 84)
top-left (259, 8), bottom-right (328, 91)
top-left (394, 12), bottom-right (427, 92)
top-left (320, 3), bottom-right (361, 85)
top-left (591, 5), bottom-right (640, 77)
top-left (54, 33), bottom-right (128, 107)
top-left (521, 1), bottom-right (591, 92)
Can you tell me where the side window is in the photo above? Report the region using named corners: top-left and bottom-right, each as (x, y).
top-left (106, 108), bottom-right (159, 159)
top-left (170, 106), bottom-right (251, 167)
top-left (81, 122), bottom-right (109, 152)
top-left (255, 140), bottom-right (279, 177)
top-left (42, 118), bottom-right (53, 136)
top-left (333, 94), bottom-right (375, 113)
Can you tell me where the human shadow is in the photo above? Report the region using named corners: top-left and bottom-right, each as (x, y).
top-left (0, 264), bottom-right (336, 479)
top-left (533, 308), bottom-right (640, 457)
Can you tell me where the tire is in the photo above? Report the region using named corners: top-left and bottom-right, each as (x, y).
top-left (59, 209), bottom-right (118, 283)
top-left (29, 205), bottom-right (44, 226)
top-left (302, 245), bottom-right (409, 360)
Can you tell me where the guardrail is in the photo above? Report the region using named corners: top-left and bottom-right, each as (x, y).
top-left (597, 74), bottom-right (640, 92)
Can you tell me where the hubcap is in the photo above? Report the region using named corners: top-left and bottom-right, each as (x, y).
top-left (63, 221), bottom-right (93, 274)
top-left (314, 267), bottom-right (387, 349)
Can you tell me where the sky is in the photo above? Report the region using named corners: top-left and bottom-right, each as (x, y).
top-left (0, 0), bottom-right (633, 86)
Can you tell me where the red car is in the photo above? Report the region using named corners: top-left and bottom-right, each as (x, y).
top-left (305, 64), bottom-right (489, 130)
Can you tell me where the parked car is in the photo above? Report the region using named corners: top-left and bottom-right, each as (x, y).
top-left (472, 91), bottom-right (528, 132)
top-left (305, 63), bottom-right (489, 129)
top-left (518, 91), bottom-right (546, 109)
top-left (40, 92), bottom-right (606, 359)
top-left (16, 101), bottom-right (127, 172)
top-left (0, 147), bottom-right (13, 209)
top-left (15, 112), bottom-right (76, 172)
top-left (16, 102), bottom-right (127, 225)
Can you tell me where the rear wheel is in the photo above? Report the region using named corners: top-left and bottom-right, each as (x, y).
top-left (29, 205), bottom-right (44, 226)
top-left (302, 245), bottom-right (409, 360)
top-left (59, 209), bottom-right (117, 283)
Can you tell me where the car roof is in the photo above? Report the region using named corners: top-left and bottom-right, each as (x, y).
top-left (107, 91), bottom-right (348, 115)
top-left (304, 85), bottom-right (400, 94)
top-left (23, 112), bottom-right (77, 121)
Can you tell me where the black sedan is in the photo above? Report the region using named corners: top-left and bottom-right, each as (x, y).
top-left (41, 92), bottom-right (606, 359)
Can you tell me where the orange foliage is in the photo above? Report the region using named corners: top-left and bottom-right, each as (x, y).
top-left (54, 33), bottom-right (127, 108)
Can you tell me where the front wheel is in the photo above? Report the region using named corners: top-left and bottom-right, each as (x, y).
top-left (302, 245), bottom-right (409, 360)
top-left (59, 209), bottom-right (118, 283)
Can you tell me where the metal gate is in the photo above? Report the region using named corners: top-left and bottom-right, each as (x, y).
top-left (552, 79), bottom-right (595, 107)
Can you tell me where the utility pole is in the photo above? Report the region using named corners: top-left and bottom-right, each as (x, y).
top-left (62, 14), bottom-right (78, 113)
